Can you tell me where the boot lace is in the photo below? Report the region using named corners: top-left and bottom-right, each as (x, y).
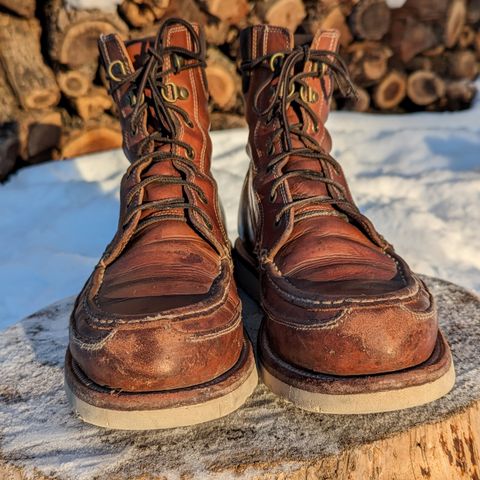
top-left (241, 46), bottom-right (359, 225)
top-left (108, 18), bottom-right (213, 236)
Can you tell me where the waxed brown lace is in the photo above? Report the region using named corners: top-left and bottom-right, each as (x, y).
top-left (108, 18), bottom-right (213, 235)
top-left (241, 45), bottom-right (359, 225)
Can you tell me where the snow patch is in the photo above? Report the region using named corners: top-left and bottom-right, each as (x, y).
top-left (0, 89), bottom-right (479, 330)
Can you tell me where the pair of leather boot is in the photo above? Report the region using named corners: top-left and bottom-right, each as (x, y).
top-left (65, 18), bottom-right (455, 430)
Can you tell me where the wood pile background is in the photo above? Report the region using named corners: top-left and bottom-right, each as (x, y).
top-left (0, 0), bottom-right (479, 180)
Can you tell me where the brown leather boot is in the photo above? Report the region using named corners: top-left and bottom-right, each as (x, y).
top-left (235, 25), bottom-right (454, 414)
top-left (64, 18), bottom-right (257, 430)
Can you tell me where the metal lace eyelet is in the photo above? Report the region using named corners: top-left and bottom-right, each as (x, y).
top-left (108, 60), bottom-right (127, 82)
top-left (172, 54), bottom-right (184, 71)
top-left (269, 53), bottom-right (285, 72)
top-left (187, 148), bottom-right (195, 160)
top-left (300, 85), bottom-right (319, 103)
top-left (161, 83), bottom-right (189, 103)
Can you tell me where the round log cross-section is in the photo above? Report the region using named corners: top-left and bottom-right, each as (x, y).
top-left (0, 276), bottom-right (479, 479)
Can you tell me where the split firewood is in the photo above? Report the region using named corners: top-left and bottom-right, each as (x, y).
top-left (71, 87), bottom-right (113, 121)
top-left (388, 15), bottom-right (438, 62)
top-left (256, 0), bottom-right (307, 32)
top-left (407, 70), bottom-right (446, 106)
top-left (0, 0), bottom-right (36, 17)
top-left (444, 80), bottom-right (477, 110)
top-left (0, 123), bottom-right (19, 181)
top-left (56, 70), bottom-right (93, 99)
top-left (61, 115), bottom-right (122, 159)
top-left (204, 0), bottom-right (250, 26)
top-left (119, 0), bottom-right (171, 28)
top-left (44, 0), bottom-right (129, 70)
top-left (444, 0), bottom-right (467, 48)
top-left (349, 0), bottom-right (391, 41)
top-left (0, 14), bottom-right (61, 111)
top-left (0, 67), bottom-right (17, 124)
top-left (347, 42), bottom-right (392, 86)
top-left (17, 110), bottom-right (63, 162)
top-left (448, 50), bottom-right (479, 80)
top-left (373, 70), bottom-right (407, 109)
top-left (205, 48), bottom-right (241, 111)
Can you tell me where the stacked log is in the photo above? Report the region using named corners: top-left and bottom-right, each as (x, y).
top-left (0, 0), bottom-right (478, 180)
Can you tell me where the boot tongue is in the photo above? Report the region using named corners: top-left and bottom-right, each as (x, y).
top-left (125, 23), bottom-right (203, 238)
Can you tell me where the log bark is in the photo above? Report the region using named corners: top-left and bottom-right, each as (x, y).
top-left (467, 0), bottom-right (480, 23)
top-left (444, 80), bottom-right (477, 109)
top-left (256, 0), bottom-right (307, 32)
top-left (407, 70), bottom-right (445, 106)
top-left (17, 110), bottom-right (62, 162)
top-left (343, 85), bottom-right (370, 111)
top-left (388, 15), bottom-right (438, 62)
top-left (0, 14), bottom-right (60, 111)
top-left (444, 0), bottom-right (467, 48)
top-left (349, 0), bottom-right (391, 41)
top-left (0, 123), bottom-right (19, 181)
top-left (373, 70), bottom-right (407, 109)
top-left (205, 48), bottom-right (241, 111)
top-left (0, 66), bottom-right (17, 124)
top-left (0, 0), bottom-right (36, 17)
top-left (45, 0), bottom-right (129, 70)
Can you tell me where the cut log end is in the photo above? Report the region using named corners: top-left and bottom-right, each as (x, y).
top-left (61, 126), bottom-right (122, 159)
top-left (373, 70), bottom-right (407, 109)
top-left (350, 0), bottom-right (391, 41)
top-left (407, 70), bottom-right (445, 106)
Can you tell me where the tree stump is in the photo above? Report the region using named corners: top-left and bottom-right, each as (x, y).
top-left (0, 276), bottom-right (479, 479)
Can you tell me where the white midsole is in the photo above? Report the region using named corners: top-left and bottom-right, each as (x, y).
top-left (65, 366), bottom-right (258, 430)
top-left (260, 361), bottom-right (455, 415)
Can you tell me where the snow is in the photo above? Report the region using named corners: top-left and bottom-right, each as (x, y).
top-left (65, 0), bottom-right (122, 11)
top-left (1, 94), bottom-right (479, 330)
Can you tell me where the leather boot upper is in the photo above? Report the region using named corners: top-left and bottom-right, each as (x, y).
top-left (69, 19), bottom-right (243, 392)
top-left (238, 25), bottom-right (438, 376)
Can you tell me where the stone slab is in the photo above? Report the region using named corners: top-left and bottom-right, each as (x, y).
top-left (1, 277), bottom-right (479, 479)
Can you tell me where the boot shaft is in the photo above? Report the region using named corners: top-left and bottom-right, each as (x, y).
top-left (99, 19), bottom-right (211, 170)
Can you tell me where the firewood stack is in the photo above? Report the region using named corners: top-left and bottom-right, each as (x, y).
top-left (0, 0), bottom-right (478, 180)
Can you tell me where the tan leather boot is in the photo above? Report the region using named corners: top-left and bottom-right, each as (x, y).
top-left (64, 18), bottom-right (257, 430)
top-left (234, 25), bottom-right (454, 414)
